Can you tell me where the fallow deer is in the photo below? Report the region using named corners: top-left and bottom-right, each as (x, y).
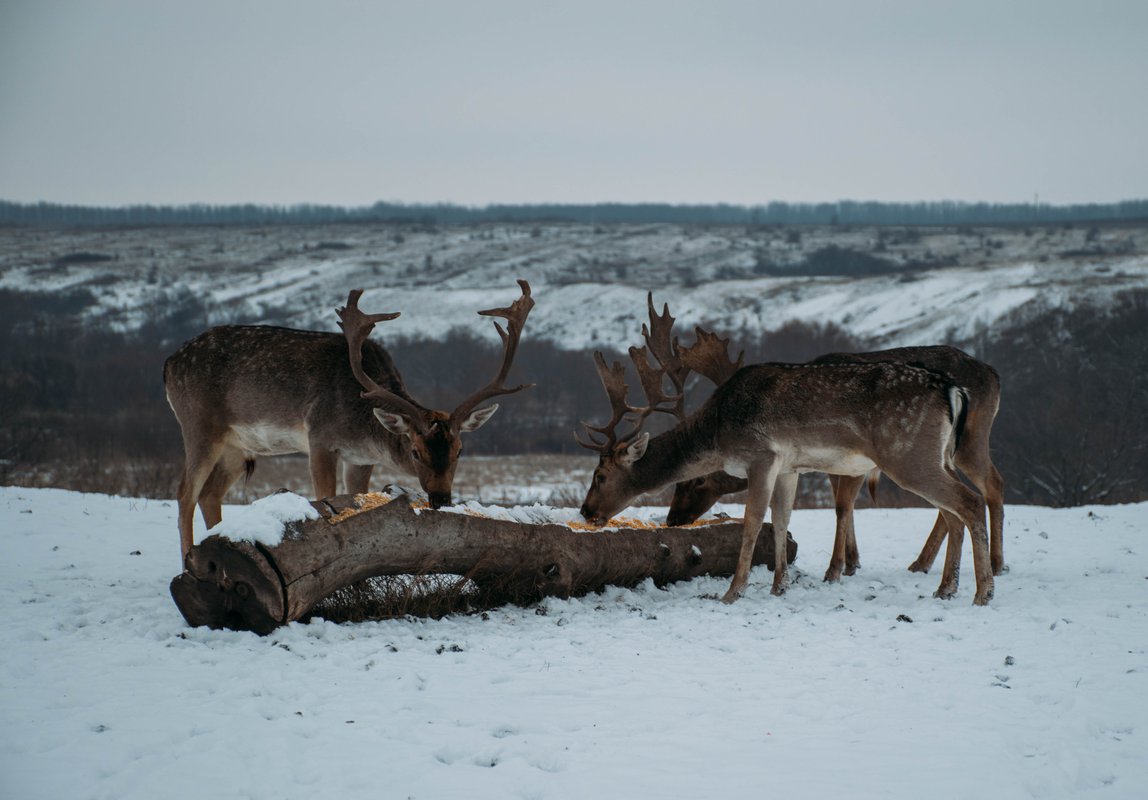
top-left (164, 280), bottom-right (533, 560)
top-left (577, 308), bottom-right (994, 605)
top-left (667, 335), bottom-right (1005, 580)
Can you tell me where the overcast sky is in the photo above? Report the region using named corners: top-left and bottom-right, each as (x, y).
top-left (1, 0), bottom-right (1145, 208)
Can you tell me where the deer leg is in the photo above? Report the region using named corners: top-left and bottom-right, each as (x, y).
top-left (955, 440), bottom-right (1007, 577)
top-left (826, 473), bottom-right (865, 582)
top-left (308, 447), bottom-right (339, 500)
top-left (769, 472), bottom-right (799, 596)
top-left (721, 458), bottom-right (780, 604)
top-left (176, 437), bottom-right (227, 562)
top-left (343, 462), bottom-right (374, 495)
top-left (986, 464), bottom-right (1005, 575)
top-left (825, 475), bottom-right (846, 582)
top-left (843, 508), bottom-right (860, 576)
top-left (882, 462), bottom-right (992, 605)
top-left (926, 486), bottom-right (991, 604)
top-left (176, 469), bottom-right (199, 562)
top-left (933, 512), bottom-right (964, 599)
top-left (965, 496), bottom-right (993, 605)
top-left (912, 470), bottom-right (1002, 578)
top-left (908, 513), bottom-right (948, 573)
top-left (197, 447), bottom-right (248, 531)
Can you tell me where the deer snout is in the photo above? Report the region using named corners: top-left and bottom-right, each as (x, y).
top-left (580, 504), bottom-right (606, 527)
top-left (429, 492), bottom-right (452, 510)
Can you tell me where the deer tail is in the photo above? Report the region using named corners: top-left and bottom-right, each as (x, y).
top-left (947, 385), bottom-right (969, 464)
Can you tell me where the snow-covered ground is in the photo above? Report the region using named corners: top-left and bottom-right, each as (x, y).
top-left (3, 486), bottom-right (1146, 799)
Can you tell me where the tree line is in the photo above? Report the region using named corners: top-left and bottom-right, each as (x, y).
top-left (3, 198), bottom-right (1147, 228)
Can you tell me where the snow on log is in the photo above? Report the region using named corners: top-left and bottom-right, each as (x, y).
top-left (169, 491), bottom-right (797, 635)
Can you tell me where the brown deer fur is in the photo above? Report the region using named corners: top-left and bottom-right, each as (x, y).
top-left (165, 282), bottom-right (532, 561)
top-left (579, 360), bottom-right (994, 605)
top-left (668, 346), bottom-right (1005, 580)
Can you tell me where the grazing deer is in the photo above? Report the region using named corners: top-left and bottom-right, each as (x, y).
top-left (577, 302), bottom-right (993, 605)
top-left (164, 280), bottom-right (533, 560)
top-left (667, 337), bottom-right (1005, 580)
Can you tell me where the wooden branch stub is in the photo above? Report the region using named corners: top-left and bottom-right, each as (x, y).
top-left (170, 494), bottom-right (798, 634)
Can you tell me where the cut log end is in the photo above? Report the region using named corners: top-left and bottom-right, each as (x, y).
top-left (169, 537), bottom-right (285, 635)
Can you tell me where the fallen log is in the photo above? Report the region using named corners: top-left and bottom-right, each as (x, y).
top-left (170, 492), bottom-right (797, 635)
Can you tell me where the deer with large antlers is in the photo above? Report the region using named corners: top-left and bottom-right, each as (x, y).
top-left (667, 333), bottom-right (1005, 581)
top-left (577, 297), bottom-right (994, 605)
top-left (164, 280), bottom-right (533, 560)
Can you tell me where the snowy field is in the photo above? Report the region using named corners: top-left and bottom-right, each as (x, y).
top-left (3, 222), bottom-right (1146, 352)
top-left (2, 486), bottom-right (1146, 800)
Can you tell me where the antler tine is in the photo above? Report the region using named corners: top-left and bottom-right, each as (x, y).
top-left (678, 325), bottom-right (745, 386)
top-left (336, 289), bottom-right (400, 393)
top-left (335, 289), bottom-right (428, 426)
top-left (575, 351), bottom-right (642, 453)
top-left (338, 289), bottom-right (402, 329)
top-left (638, 293), bottom-right (689, 419)
top-left (642, 294), bottom-right (681, 370)
top-left (628, 344), bottom-right (685, 423)
top-left (573, 422), bottom-right (610, 450)
top-left (451, 280), bottom-right (535, 426)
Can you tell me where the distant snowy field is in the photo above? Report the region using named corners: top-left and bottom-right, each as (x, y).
top-left (3, 223), bottom-right (1146, 351)
top-left (3, 486), bottom-right (1146, 799)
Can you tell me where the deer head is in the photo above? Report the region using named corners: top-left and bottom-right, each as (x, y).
top-left (576, 294), bottom-right (685, 525)
top-left (338, 280), bottom-right (534, 508)
top-left (578, 296), bottom-right (752, 527)
top-left (665, 471), bottom-right (749, 526)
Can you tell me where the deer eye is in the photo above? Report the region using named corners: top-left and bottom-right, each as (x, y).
top-left (411, 450), bottom-right (422, 463)
top-left (595, 473), bottom-right (606, 486)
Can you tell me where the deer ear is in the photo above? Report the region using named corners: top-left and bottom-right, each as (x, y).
top-left (618, 432), bottom-right (650, 466)
top-left (374, 409), bottom-right (412, 436)
top-left (460, 403), bottom-right (499, 432)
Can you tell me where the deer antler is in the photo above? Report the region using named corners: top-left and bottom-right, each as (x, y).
top-left (627, 345), bottom-right (681, 418)
top-left (576, 351), bottom-right (643, 452)
top-left (635, 293), bottom-right (691, 421)
top-left (336, 289), bottom-right (430, 430)
top-left (577, 293), bottom-right (692, 453)
top-left (677, 326), bottom-right (745, 386)
top-left (449, 279), bottom-right (535, 429)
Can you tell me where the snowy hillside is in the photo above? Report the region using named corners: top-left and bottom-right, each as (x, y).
top-left (2, 222), bottom-right (1145, 350)
top-left (2, 486), bottom-right (1146, 799)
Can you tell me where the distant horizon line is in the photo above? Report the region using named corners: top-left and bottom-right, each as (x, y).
top-left (4, 196), bottom-right (1146, 228)
top-left (4, 196), bottom-right (1147, 210)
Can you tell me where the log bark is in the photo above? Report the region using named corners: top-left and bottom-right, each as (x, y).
top-left (170, 494), bottom-right (797, 635)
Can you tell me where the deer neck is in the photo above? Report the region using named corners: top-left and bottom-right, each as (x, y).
top-left (630, 420), bottom-right (720, 495)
